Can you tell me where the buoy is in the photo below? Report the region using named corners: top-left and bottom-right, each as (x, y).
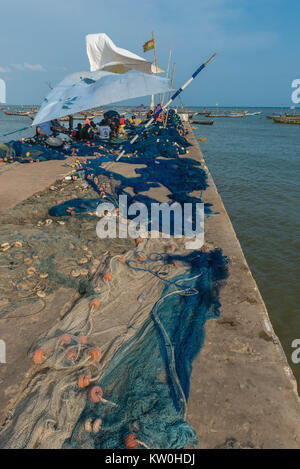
top-left (104, 273), bottom-right (113, 281)
top-left (88, 348), bottom-right (101, 362)
top-left (78, 374), bottom-right (91, 389)
top-left (89, 298), bottom-right (101, 310)
top-left (33, 349), bottom-right (46, 364)
top-left (59, 334), bottom-right (72, 345)
top-left (125, 433), bottom-right (139, 449)
top-left (137, 253), bottom-right (146, 262)
top-left (36, 290), bottom-right (46, 298)
top-left (66, 348), bottom-right (77, 361)
top-left (39, 273), bottom-right (49, 279)
top-left (135, 237), bottom-right (142, 245)
top-left (84, 418), bottom-right (93, 432)
top-left (78, 257), bottom-right (88, 265)
top-left (79, 335), bottom-right (87, 344)
top-left (88, 386), bottom-right (103, 404)
top-left (118, 256), bottom-right (125, 263)
top-left (92, 418), bottom-right (102, 433)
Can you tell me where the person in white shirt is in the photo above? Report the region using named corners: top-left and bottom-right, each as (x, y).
top-left (98, 120), bottom-right (111, 140)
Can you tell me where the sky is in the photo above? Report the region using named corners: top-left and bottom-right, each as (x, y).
top-left (0, 0), bottom-right (299, 107)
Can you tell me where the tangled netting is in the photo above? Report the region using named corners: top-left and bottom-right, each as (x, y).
top-left (65, 249), bottom-right (228, 450)
top-left (0, 241), bottom-right (228, 449)
top-left (0, 109), bottom-right (190, 164)
top-left (49, 112), bottom-right (212, 221)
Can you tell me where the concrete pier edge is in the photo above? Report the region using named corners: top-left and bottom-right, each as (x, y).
top-left (186, 123), bottom-right (300, 449)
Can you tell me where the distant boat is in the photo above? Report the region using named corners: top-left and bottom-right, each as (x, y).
top-left (191, 119), bottom-right (215, 126)
top-left (4, 110), bottom-right (31, 117)
top-left (29, 114), bottom-right (96, 122)
top-left (206, 113), bottom-right (244, 118)
top-left (273, 117), bottom-right (300, 125)
top-left (285, 114), bottom-right (300, 119)
top-left (245, 111), bottom-right (262, 116)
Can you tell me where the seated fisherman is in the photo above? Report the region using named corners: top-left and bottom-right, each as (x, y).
top-left (109, 119), bottom-right (120, 139)
top-left (98, 119), bottom-right (111, 140)
top-left (79, 123), bottom-right (90, 140)
top-left (72, 123), bottom-right (82, 141)
top-left (51, 119), bottom-right (68, 136)
top-left (147, 110), bottom-right (154, 119)
top-left (90, 121), bottom-right (99, 137)
top-left (119, 116), bottom-right (126, 136)
top-left (36, 120), bottom-right (53, 137)
top-left (155, 104), bottom-right (163, 122)
top-left (129, 115), bottom-right (136, 125)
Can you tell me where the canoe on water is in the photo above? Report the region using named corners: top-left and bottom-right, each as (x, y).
top-left (273, 117), bottom-right (300, 125)
top-left (191, 119), bottom-right (215, 125)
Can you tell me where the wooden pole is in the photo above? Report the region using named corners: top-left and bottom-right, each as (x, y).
top-left (163, 61), bottom-right (176, 128)
top-left (152, 31), bottom-right (162, 109)
top-left (161, 45), bottom-right (172, 107)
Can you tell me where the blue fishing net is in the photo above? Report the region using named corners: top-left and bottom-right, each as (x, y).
top-left (64, 249), bottom-right (228, 449)
top-left (49, 112), bottom-right (212, 222)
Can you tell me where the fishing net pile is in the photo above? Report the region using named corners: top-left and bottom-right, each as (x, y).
top-left (0, 110), bottom-right (189, 164)
top-left (49, 113), bottom-right (210, 220)
top-left (0, 239), bottom-right (228, 449)
top-left (0, 175), bottom-right (134, 320)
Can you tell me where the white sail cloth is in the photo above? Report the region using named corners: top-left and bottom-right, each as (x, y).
top-left (86, 33), bottom-right (160, 75)
top-left (0, 78), bottom-right (6, 103)
top-left (33, 70), bottom-right (170, 126)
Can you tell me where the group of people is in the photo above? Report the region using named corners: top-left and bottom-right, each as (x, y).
top-left (35, 104), bottom-right (164, 145)
top-left (71, 116), bottom-right (124, 142)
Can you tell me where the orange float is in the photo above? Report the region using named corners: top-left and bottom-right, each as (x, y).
top-left (59, 334), bottom-right (72, 345)
top-left (33, 349), bottom-right (46, 364)
top-left (137, 253), bottom-right (146, 262)
top-left (118, 256), bottom-right (125, 263)
top-left (125, 434), bottom-right (139, 449)
top-left (78, 374), bottom-right (91, 389)
top-left (104, 273), bottom-right (113, 281)
top-left (89, 298), bottom-right (101, 310)
top-left (135, 237), bottom-right (142, 245)
top-left (79, 335), bottom-right (87, 344)
top-left (66, 348), bottom-right (77, 360)
top-left (88, 348), bottom-right (101, 362)
top-left (88, 386), bottom-right (103, 403)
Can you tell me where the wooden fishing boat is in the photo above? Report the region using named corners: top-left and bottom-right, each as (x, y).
top-left (59, 115), bottom-right (96, 121)
top-left (205, 113), bottom-right (244, 118)
top-left (4, 110), bottom-right (31, 117)
top-left (285, 114), bottom-right (300, 119)
top-left (273, 117), bottom-right (300, 125)
top-left (191, 119), bottom-right (215, 125)
top-left (245, 111), bottom-right (262, 116)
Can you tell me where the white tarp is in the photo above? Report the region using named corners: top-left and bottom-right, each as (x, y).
top-left (33, 70), bottom-right (170, 126)
top-left (0, 78), bottom-right (6, 103)
top-left (86, 33), bottom-right (160, 75)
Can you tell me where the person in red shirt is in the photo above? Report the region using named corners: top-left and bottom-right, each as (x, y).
top-left (155, 104), bottom-right (162, 122)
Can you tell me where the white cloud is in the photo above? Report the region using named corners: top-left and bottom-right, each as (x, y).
top-left (11, 63), bottom-right (46, 72)
top-left (0, 66), bottom-right (11, 73)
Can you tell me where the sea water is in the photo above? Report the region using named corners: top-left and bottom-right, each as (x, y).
top-left (192, 107), bottom-right (300, 389)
